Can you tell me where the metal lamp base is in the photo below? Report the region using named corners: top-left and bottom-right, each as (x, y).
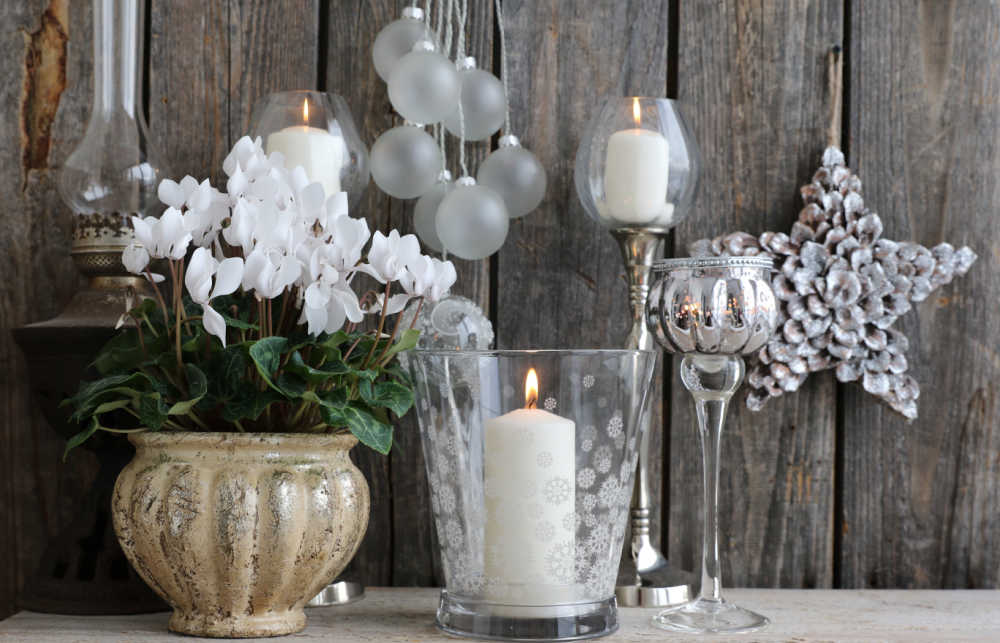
top-left (307, 581), bottom-right (365, 607)
top-left (611, 227), bottom-right (695, 608)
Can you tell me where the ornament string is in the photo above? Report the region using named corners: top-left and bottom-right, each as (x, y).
top-left (826, 45), bottom-right (843, 149)
top-left (453, 0), bottom-right (469, 176)
top-left (494, 0), bottom-right (512, 136)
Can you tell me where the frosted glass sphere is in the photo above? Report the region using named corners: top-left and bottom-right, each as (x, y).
top-left (370, 126), bottom-right (442, 199)
top-left (436, 180), bottom-right (509, 260)
top-left (477, 142), bottom-right (547, 218)
top-left (442, 68), bottom-right (506, 141)
top-left (388, 50), bottom-right (460, 125)
top-left (372, 11), bottom-right (434, 82)
top-left (413, 177), bottom-right (452, 252)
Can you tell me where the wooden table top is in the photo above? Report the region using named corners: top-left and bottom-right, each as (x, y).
top-left (1, 587), bottom-right (998, 642)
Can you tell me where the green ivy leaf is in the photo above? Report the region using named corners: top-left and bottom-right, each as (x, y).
top-left (301, 387), bottom-right (348, 410)
top-left (168, 364), bottom-right (208, 415)
top-left (372, 381), bottom-right (414, 417)
top-left (92, 398), bottom-right (133, 416)
top-left (138, 393), bottom-right (169, 430)
top-left (63, 418), bottom-right (99, 461)
top-left (324, 403), bottom-right (393, 454)
top-left (248, 337), bottom-right (289, 390)
top-left (287, 351), bottom-right (350, 383)
top-left (276, 372), bottom-right (308, 399)
top-left (221, 387), bottom-right (283, 422)
top-left (379, 329), bottom-right (421, 363)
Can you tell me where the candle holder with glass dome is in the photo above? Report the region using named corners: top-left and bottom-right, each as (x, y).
top-left (573, 96), bottom-right (701, 607)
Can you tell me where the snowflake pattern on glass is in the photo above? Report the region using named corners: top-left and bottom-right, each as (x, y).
top-left (593, 445), bottom-right (613, 474)
top-left (536, 451), bottom-right (553, 468)
top-left (582, 374), bottom-right (595, 389)
top-left (606, 414), bottom-right (623, 437)
top-left (581, 439), bottom-right (593, 452)
top-left (545, 541), bottom-right (575, 582)
top-left (535, 520), bottom-right (556, 541)
top-left (543, 477), bottom-right (572, 504)
top-left (577, 467), bottom-right (596, 489)
top-left (543, 397), bottom-right (558, 411)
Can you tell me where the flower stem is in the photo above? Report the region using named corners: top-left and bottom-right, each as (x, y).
top-left (363, 282), bottom-right (392, 368)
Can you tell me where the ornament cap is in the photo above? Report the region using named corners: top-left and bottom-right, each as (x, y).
top-left (437, 169), bottom-right (454, 183)
top-left (455, 176), bottom-right (477, 187)
top-left (498, 134), bottom-right (521, 148)
top-left (457, 56), bottom-right (477, 71)
top-left (401, 5), bottom-right (425, 20)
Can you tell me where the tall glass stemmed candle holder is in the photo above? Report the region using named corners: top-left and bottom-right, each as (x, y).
top-left (574, 97), bottom-right (700, 606)
top-left (409, 350), bottom-right (657, 641)
top-left (645, 257), bottom-right (779, 633)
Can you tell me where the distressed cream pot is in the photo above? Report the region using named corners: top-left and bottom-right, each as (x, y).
top-left (112, 432), bottom-right (369, 638)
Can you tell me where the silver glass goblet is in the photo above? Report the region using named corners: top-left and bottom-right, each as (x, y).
top-left (645, 256), bottom-right (778, 634)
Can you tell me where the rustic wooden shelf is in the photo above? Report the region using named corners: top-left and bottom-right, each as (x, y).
top-left (1, 587), bottom-right (998, 641)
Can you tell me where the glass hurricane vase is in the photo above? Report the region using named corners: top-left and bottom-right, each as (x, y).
top-left (645, 257), bottom-right (778, 634)
top-left (409, 349), bottom-right (657, 641)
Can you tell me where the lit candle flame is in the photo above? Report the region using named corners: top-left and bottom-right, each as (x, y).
top-left (303, 98), bottom-right (310, 122)
top-left (632, 97), bottom-right (641, 125)
top-left (525, 368), bottom-right (539, 410)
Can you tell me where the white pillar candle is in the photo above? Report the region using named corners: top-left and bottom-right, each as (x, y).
top-left (266, 124), bottom-right (344, 198)
top-left (483, 369), bottom-right (576, 609)
top-left (603, 127), bottom-right (670, 224)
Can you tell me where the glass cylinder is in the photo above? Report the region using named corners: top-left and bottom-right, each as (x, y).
top-left (58, 0), bottom-right (168, 267)
top-left (409, 349), bottom-right (657, 641)
top-left (249, 90), bottom-right (369, 211)
top-left (574, 97), bottom-right (700, 232)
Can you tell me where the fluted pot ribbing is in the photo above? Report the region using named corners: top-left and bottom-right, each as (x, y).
top-left (112, 432), bottom-right (369, 638)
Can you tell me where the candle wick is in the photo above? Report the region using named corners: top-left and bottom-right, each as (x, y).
top-left (526, 395), bottom-right (537, 410)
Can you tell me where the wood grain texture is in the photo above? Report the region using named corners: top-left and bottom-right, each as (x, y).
top-left (840, 0), bottom-right (1000, 589)
top-left (496, 0), bottom-right (670, 562)
top-left (669, 0), bottom-right (841, 588)
top-left (0, 0), bottom-right (101, 620)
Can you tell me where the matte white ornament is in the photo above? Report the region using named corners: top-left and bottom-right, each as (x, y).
top-left (370, 125), bottom-right (442, 199)
top-left (435, 177), bottom-right (509, 260)
top-left (442, 58), bottom-right (506, 141)
top-left (372, 6), bottom-right (434, 82)
top-left (387, 42), bottom-right (461, 125)
top-left (477, 135), bottom-right (547, 218)
top-left (413, 170), bottom-right (452, 252)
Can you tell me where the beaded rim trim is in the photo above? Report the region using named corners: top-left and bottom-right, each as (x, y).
top-left (653, 256), bottom-right (776, 271)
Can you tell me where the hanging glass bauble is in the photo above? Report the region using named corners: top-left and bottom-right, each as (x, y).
top-left (413, 170), bottom-right (452, 252)
top-left (372, 6), bottom-right (435, 82)
top-left (435, 177), bottom-right (509, 260)
top-left (370, 125), bottom-right (442, 199)
top-left (387, 42), bottom-right (461, 125)
top-left (477, 135), bottom-right (547, 218)
top-left (442, 57), bottom-right (506, 141)
top-left (400, 294), bottom-right (495, 351)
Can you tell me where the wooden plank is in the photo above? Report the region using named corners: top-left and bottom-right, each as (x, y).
top-left (496, 0), bottom-right (670, 571)
top-left (840, 0), bottom-right (1000, 589)
top-left (670, 0), bottom-right (841, 588)
top-left (5, 587), bottom-right (1000, 641)
top-left (0, 0), bottom-right (100, 619)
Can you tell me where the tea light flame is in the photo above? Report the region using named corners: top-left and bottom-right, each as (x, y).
top-left (632, 97), bottom-right (641, 125)
top-left (303, 98), bottom-right (309, 122)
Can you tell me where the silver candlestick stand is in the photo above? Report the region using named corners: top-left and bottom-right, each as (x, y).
top-left (612, 228), bottom-right (694, 607)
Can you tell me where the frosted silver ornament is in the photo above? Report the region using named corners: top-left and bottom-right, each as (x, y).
top-left (414, 170), bottom-right (452, 252)
top-left (400, 294), bottom-right (494, 351)
top-left (435, 177), bottom-right (509, 260)
top-left (387, 42), bottom-right (460, 125)
top-left (370, 125), bottom-right (442, 199)
top-left (442, 58), bottom-right (506, 142)
top-left (372, 7), bottom-right (435, 82)
top-left (477, 135), bottom-right (547, 218)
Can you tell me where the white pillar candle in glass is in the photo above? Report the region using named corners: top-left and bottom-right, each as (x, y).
top-left (602, 98), bottom-right (670, 224)
top-left (265, 98), bottom-right (344, 197)
top-left (483, 368), bottom-right (576, 608)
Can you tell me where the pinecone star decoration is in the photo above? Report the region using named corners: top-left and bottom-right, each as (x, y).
top-left (691, 146), bottom-right (977, 420)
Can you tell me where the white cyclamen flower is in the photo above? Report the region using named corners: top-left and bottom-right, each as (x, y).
top-left (121, 243), bottom-right (166, 283)
top-left (184, 247), bottom-right (244, 347)
top-left (361, 230), bottom-right (421, 284)
top-left (303, 280), bottom-right (364, 336)
top-left (243, 248), bottom-right (301, 300)
top-left (429, 258), bottom-right (457, 301)
top-left (131, 208), bottom-right (191, 260)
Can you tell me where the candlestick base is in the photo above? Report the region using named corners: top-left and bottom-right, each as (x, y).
top-left (436, 591), bottom-right (618, 641)
top-left (653, 598), bottom-right (769, 634)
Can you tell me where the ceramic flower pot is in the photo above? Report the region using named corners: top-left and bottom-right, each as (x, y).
top-left (112, 432), bottom-right (369, 638)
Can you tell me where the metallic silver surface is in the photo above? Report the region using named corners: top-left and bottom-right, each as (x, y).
top-left (611, 228), bottom-right (693, 608)
top-left (307, 581), bottom-right (365, 607)
top-left (647, 257), bottom-right (778, 356)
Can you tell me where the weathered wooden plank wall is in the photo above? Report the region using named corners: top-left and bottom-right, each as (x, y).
top-left (841, 0), bottom-right (1000, 588)
top-left (2, 0), bottom-right (999, 619)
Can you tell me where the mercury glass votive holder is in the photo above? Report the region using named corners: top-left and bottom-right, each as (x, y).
top-left (409, 350), bottom-right (657, 641)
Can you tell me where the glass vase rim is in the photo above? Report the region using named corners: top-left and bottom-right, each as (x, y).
top-left (607, 95), bottom-right (683, 104)
top-left (653, 256), bottom-right (776, 272)
top-left (256, 89), bottom-right (349, 102)
top-left (410, 348), bottom-right (656, 357)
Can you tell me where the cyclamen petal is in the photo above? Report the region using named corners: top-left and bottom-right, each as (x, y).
top-left (201, 303), bottom-right (228, 347)
top-left (210, 257), bottom-right (244, 300)
top-left (185, 247), bottom-right (216, 304)
top-left (122, 243), bottom-right (150, 275)
top-left (157, 179), bottom-right (187, 209)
